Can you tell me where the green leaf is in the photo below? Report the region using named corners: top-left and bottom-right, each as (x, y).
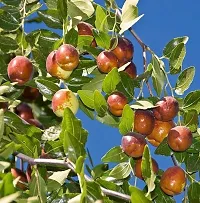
top-left (0, 109), bottom-right (4, 142)
top-left (93, 30), bottom-right (111, 50)
top-left (187, 136), bottom-right (200, 153)
top-left (79, 100), bottom-right (94, 120)
top-left (183, 109), bottom-right (198, 132)
top-left (45, 0), bottom-right (57, 9)
top-left (188, 182), bottom-right (200, 203)
top-left (93, 90), bottom-right (107, 117)
top-left (91, 163), bottom-right (108, 179)
top-left (155, 138), bottom-right (172, 156)
top-left (130, 100), bottom-right (155, 110)
top-left (119, 104), bottom-right (134, 135)
top-left (151, 56), bottom-right (166, 96)
top-left (57, 0), bottom-right (68, 20)
top-left (101, 146), bottom-right (129, 163)
top-left (77, 35), bottom-right (93, 50)
top-left (109, 162), bottom-right (131, 179)
top-left (0, 161), bottom-right (10, 172)
top-left (0, 142), bottom-right (18, 159)
top-left (35, 78), bottom-right (60, 100)
top-left (163, 36), bottom-right (188, 58)
top-left (65, 28), bottom-right (78, 47)
top-left (185, 153), bottom-right (200, 173)
top-left (86, 181), bottom-right (103, 202)
top-left (38, 10), bottom-right (62, 29)
top-left (60, 108), bottom-right (88, 163)
top-left (129, 186), bottom-right (151, 203)
top-left (68, 0), bottom-right (94, 21)
top-left (174, 151), bottom-right (187, 163)
top-left (78, 90), bottom-right (94, 109)
top-left (29, 171), bottom-right (47, 203)
top-left (26, 2), bottom-right (42, 17)
top-left (120, 2), bottom-right (143, 34)
top-left (102, 68), bottom-right (121, 94)
top-left (183, 90), bottom-right (200, 111)
top-left (0, 36), bottom-right (18, 53)
top-left (169, 43), bottom-right (186, 74)
top-left (95, 5), bottom-right (108, 32)
top-left (1, 0), bottom-right (21, 6)
top-left (175, 66), bottom-right (195, 95)
top-left (0, 192), bottom-right (21, 203)
top-left (82, 74), bottom-right (106, 92)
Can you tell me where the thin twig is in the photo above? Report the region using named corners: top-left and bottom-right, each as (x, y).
top-left (13, 152), bottom-right (131, 202)
top-left (171, 154), bottom-right (179, 166)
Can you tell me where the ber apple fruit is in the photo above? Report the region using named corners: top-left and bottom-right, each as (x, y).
top-left (28, 119), bottom-right (44, 129)
top-left (153, 96), bottom-right (179, 121)
top-left (55, 44), bottom-right (79, 71)
top-left (15, 103), bottom-right (34, 122)
top-left (11, 168), bottom-right (28, 190)
top-left (107, 91), bottom-right (128, 117)
top-left (46, 50), bottom-right (73, 79)
top-left (147, 120), bottom-right (175, 147)
top-left (134, 110), bottom-right (155, 136)
top-left (167, 126), bottom-right (193, 151)
top-left (52, 89), bottom-right (79, 117)
top-left (123, 62), bottom-right (137, 79)
top-left (22, 86), bottom-right (40, 101)
top-left (7, 56), bottom-right (34, 85)
top-left (96, 51), bottom-right (118, 73)
top-left (121, 132), bottom-right (147, 158)
top-left (160, 166), bottom-right (186, 196)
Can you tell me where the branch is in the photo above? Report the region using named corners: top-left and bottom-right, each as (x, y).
top-left (170, 154), bottom-right (179, 166)
top-left (13, 152), bottom-right (131, 202)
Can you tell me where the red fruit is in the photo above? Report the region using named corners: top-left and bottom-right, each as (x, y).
top-left (134, 110), bottom-right (155, 136)
top-left (147, 120), bottom-right (175, 147)
top-left (11, 168), bottom-right (28, 190)
top-left (55, 44), bottom-right (79, 71)
top-left (110, 37), bottom-right (134, 63)
top-left (15, 103), bottom-right (34, 121)
top-left (28, 119), bottom-right (44, 129)
top-left (107, 91), bottom-right (128, 117)
top-left (167, 126), bottom-right (193, 151)
top-left (160, 166), bottom-right (186, 196)
top-left (121, 132), bottom-right (147, 158)
top-left (46, 50), bottom-right (73, 79)
top-left (7, 56), bottom-right (33, 85)
top-left (52, 89), bottom-right (79, 117)
top-left (22, 86), bottom-right (40, 101)
top-left (134, 158), bottom-right (159, 180)
top-left (153, 96), bottom-right (179, 121)
top-left (123, 62), bottom-right (137, 79)
top-left (96, 51), bottom-right (118, 73)
top-left (77, 21), bottom-right (97, 47)
top-left (0, 102), bottom-right (8, 112)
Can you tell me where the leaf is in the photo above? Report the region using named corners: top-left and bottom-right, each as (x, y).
top-left (1, 0), bottom-right (21, 6)
top-left (163, 36), bottom-right (188, 58)
top-left (57, 0), bottom-right (68, 20)
top-left (129, 186), bottom-right (151, 203)
top-left (187, 136), bottom-right (200, 153)
top-left (155, 138), bottom-right (172, 156)
top-left (78, 90), bottom-right (94, 109)
top-left (45, 0), bottom-right (57, 9)
top-left (175, 66), bottom-right (195, 95)
top-left (86, 181), bottom-right (103, 202)
top-left (79, 100), bottom-right (94, 120)
top-left (151, 56), bottom-right (166, 96)
top-left (93, 30), bottom-right (111, 50)
top-left (0, 109), bottom-right (4, 142)
top-left (0, 36), bottom-right (18, 53)
top-left (35, 78), bottom-right (60, 100)
top-left (91, 163), bottom-right (108, 179)
top-left (93, 90), bottom-right (107, 117)
top-left (119, 104), bottom-right (134, 135)
top-left (183, 109), bottom-right (198, 132)
top-left (0, 192), bottom-right (21, 203)
top-left (68, 0), bottom-right (94, 21)
top-left (185, 153), bottom-right (200, 173)
top-left (109, 162), bottom-right (131, 179)
top-left (65, 28), bottom-right (78, 47)
top-left (101, 146), bottom-right (129, 163)
top-left (183, 90), bottom-right (200, 111)
top-left (77, 35), bottom-right (93, 49)
top-left (95, 5), bottom-right (108, 32)
top-left (102, 68), bottom-right (121, 94)
top-left (169, 43), bottom-right (186, 74)
top-left (130, 100), bottom-right (155, 110)
top-left (188, 182), bottom-right (200, 203)
top-left (60, 108), bottom-right (88, 163)
top-left (0, 161), bottom-right (10, 172)
top-left (174, 151), bottom-right (187, 163)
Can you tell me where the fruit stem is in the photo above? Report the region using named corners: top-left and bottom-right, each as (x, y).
top-left (164, 72), bottom-right (174, 97)
top-left (13, 151), bottom-right (131, 202)
top-left (171, 154), bottom-right (179, 166)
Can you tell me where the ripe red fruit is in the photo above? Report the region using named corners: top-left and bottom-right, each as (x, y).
top-left (77, 21), bottom-right (97, 47)
top-left (46, 50), bottom-right (73, 79)
top-left (7, 56), bottom-right (33, 85)
top-left (28, 119), bottom-right (44, 129)
top-left (0, 102), bottom-right (8, 112)
top-left (96, 51), bottom-right (118, 73)
top-left (167, 126), bottom-right (193, 151)
top-left (134, 158), bottom-right (159, 180)
top-left (110, 37), bottom-right (134, 63)
top-left (134, 110), bottom-right (155, 136)
top-left (123, 62), bottom-right (137, 79)
top-left (153, 96), bottom-right (179, 121)
top-left (55, 44), bottom-right (79, 71)
top-left (107, 91), bottom-right (128, 117)
top-left (11, 168), bottom-right (28, 190)
top-left (121, 132), bottom-right (147, 158)
top-left (147, 120), bottom-right (175, 147)
top-left (15, 103), bottom-right (34, 121)
top-left (160, 166), bottom-right (186, 196)
top-left (52, 89), bottom-right (79, 117)
top-left (22, 86), bottom-right (40, 101)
